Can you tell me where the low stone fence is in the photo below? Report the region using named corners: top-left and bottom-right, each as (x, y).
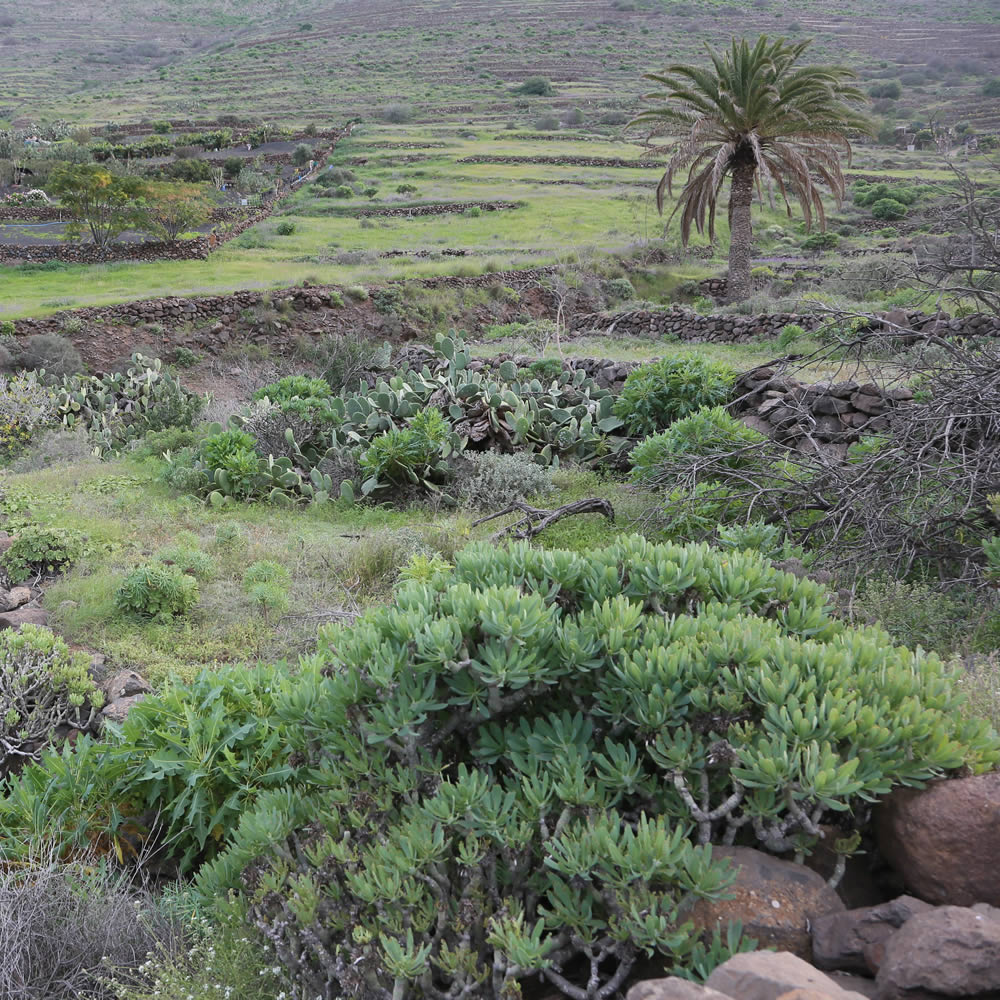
top-left (731, 368), bottom-right (914, 459)
top-left (572, 306), bottom-right (1000, 344)
top-left (457, 154), bottom-right (665, 169)
top-left (352, 200), bottom-right (521, 218)
top-left (0, 203), bottom-right (65, 222)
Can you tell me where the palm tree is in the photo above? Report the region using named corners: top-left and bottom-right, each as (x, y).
top-left (631, 36), bottom-right (871, 301)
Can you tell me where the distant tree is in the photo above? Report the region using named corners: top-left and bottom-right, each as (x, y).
top-left (631, 35), bottom-right (871, 301)
top-left (292, 143), bottom-right (313, 167)
top-left (48, 164), bottom-right (148, 247)
top-left (516, 76), bottom-right (554, 96)
top-left (982, 78), bottom-right (1000, 97)
top-left (136, 182), bottom-right (215, 241)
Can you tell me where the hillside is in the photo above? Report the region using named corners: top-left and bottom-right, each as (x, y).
top-left (3, 0), bottom-right (999, 130)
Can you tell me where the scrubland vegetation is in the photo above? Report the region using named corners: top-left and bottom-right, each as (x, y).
top-left (1, 1), bottom-right (1000, 998)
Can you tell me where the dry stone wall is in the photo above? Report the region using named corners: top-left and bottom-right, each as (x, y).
top-left (572, 306), bottom-right (1000, 343)
top-left (731, 367), bottom-right (914, 459)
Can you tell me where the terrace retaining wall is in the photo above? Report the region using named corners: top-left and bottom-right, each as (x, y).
top-left (571, 306), bottom-right (1000, 343)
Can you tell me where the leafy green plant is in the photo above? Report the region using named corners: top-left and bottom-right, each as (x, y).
top-left (615, 359), bottom-right (737, 437)
top-left (115, 563), bottom-right (199, 618)
top-left (0, 624), bottom-right (102, 777)
top-left (1, 525), bottom-right (87, 582)
top-left (0, 664), bottom-right (292, 872)
top-left (777, 323), bottom-right (806, 349)
top-left (871, 197), bottom-right (907, 221)
top-left (196, 536), bottom-right (999, 1000)
top-left (359, 406), bottom-right (457, 496)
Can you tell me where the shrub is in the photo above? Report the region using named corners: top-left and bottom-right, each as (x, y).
top-left (243, 561), bottom-right (291, 617)
top-left (614, 357), bottom-right (735, 436)
top-left (800, 232), bottom-right (840, 253)
top-left (629, 406), bottom-right (767, 481)
top-left (603, 276), bottom-right (636, 303)
top-left (253, 375), bottom-right (332, 406)
top-left (0, 847), bottom-right (176, 1000)
top-left (0, 625), bottom-right (101, 777)
top-left (223, 156), bottom-right (243, 177)
top-left (196, 536), bottom-right (1000, 1000)
top-left (982, 78), bottom-right (1000, 97)
top-left (197, 428), bottom-right (261, 500)
top-left (381, 103), bottom-right (413, 124)
top-left (107, 900), bottom-right (280, 1000)
top-left (274, 219), bottom-right (296, 235)
top-left (871, 197), bottom-right (908, 221)
top-left (301, 332), bottom-right (391, 393)
top-left (291, 143), bottom-right (312, 167)
top-left (1, 525), bottom-right (86, 583)
top-left (0, 372), bottom-right (58, 459)
top-left (456, 450), bottom-right (554, 509)
top-left (777, 322), bottom-right (806, 349)
top-left (172, 346), bottom-right (199, 368)
top-left (533, 114), bottom-right (560, 131)
top-left (359, 406), bottom-right (456, 495)
top-left (345, 284), bottom-right (368, 301)
top-left (155, 544), bottom-right (214, 581)
top-left (0, 664), bottom-right (291, 873)
top-left (115, 563), bottom-right (199, 619)
top-left (17, 334), bottom-right (83, 380)
top-left (516, 75), bottom-right (554, 95)
top-left (869, 80), bottom-right (902, 99)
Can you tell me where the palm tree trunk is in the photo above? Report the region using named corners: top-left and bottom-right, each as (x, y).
top-left (727, 160), bottom-right (755, 302)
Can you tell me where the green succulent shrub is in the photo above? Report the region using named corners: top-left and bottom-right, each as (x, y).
top-left (194, 535), bottom-right (999, 1000)
top-left (359, 407), bottom-right (458, 496)
top-left (252, 376), bottom-right (332, 406)
top-left (197, 428), bottom-right (262, 500)
top-left (614, 358), bottom-right (735, 437)
top-left (115, 563), bottom-right (199, 618)
top-left (0, 664), bottom-right (291, 872)
top-left (155, 543), bottom-right (214, 581)
top-left (0, 624), bottom-right (102, 777)
top-left (629, 407), bottom-right (767, 482)
top-left (1, 524), bottom-right (87, 582)
top-left (56, 354), bottom-right (204, 453)
top-left (870, 198), bottom-right (908, 221)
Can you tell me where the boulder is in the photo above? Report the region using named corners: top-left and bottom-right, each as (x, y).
top-left (0, 607), bottom-right (49, 630)
top-left (875, 772), bottom-right (1000, 905)
top-left (101, 693), bottom-right (147, 724)
top-left (0, 586), bottom-right (32, 612)
top-left (685, 847), bottom-right (845, 960)
top-left (705, 951), bottom-right (870, 1000)
top-left (100, 669), bottom-right (152, 702)
top-left (626, 977), bottom-right (734, 1000)
top-left (875, 905), bottom-right (1000, 999)
top-left (811, 895), bottom-right (932, 974)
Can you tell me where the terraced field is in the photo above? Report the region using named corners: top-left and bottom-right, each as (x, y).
top-left (2, 0), bottom-right (998, 128)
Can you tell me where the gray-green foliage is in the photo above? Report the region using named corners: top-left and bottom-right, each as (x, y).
top-left (456, 450), bottom-right (554, 509)
top-left (56, 354), bottom-right (204, 453)
top-left (0, 625), bottom-right (102, 778)
top-left (197, 536), bottom-right (999, 1000)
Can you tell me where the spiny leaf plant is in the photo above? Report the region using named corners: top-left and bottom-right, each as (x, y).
top-left (193, 535), bottom-right (999, 1000)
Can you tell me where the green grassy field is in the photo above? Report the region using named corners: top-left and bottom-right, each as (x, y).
top-left (6, 120), bottom-right (988, 321)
